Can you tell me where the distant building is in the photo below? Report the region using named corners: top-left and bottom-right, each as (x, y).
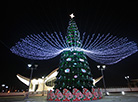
top-left (17, 68), bottom-right (102, 92)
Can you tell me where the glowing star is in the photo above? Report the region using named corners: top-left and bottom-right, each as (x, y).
top-left (70, 13), bottom-right (75, 18)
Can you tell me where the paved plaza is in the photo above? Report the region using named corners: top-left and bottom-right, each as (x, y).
top-left (0, 92), bottom-right (138, 102)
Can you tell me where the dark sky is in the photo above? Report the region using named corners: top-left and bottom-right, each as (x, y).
top-left (1, 0), bottom-right (138, 90)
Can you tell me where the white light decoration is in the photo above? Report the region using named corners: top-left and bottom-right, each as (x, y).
top-left (70, 13), bottom-right (75, 18)
top-left (79, 58), bottom-right (84, 62)
top-left (74, 75), bottom-right (78, 78)
top-left (121, 91), bottom-right (125, 95)
top-left (102, 65), bottom-right (106, 69)
top-left (106, 92), bottom-right (110, 96)
top-left (10, 32), bottom-right (138, 65)
top-left (65, 68), bottom-right (70, 73)
top-left (66, 58), bottom-right (71, 61)
top-left (81, 68), bottom-right (86, 73)
top-left (17, 74), bottom-right (29, 86)
top-left (28, 64), bottom-right (32, 68)
top-left (73, 53), bottom-right (76, 55)
top-left (97, 65), bottom-right (100, 69)
top-left (2, 84), bottom-right (5, 87)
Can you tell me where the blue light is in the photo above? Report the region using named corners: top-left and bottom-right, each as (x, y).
top-left (81, 68), bottom-right (86, 73)
top-left (66, 58), bottom-right (72, 61)
top-left (65, 68), bottom-right (70, 73)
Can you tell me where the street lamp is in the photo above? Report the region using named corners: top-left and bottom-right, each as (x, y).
top-left (25, 63), bottom-right (38, 99)
top-left (125, 76), bottom-right (132, 91)
top-left (42, 76), bottom-right (45, 96)
top-left (2, 84), bottom-right (5, 87)
top-left (5, 86), bottom-right (8, 92)
top-left (97, 65), bottom-right (108, 96)
top-left (1, 84), bottom-right (5, 92)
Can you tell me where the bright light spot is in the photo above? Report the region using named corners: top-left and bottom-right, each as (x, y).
top-left (81, 68), bottom-right (86, 73)
top-left (66, 58), bottom-right (71, 61)
top-left (74, 63), bottom-right (77, 65)
top-left (97, 65), bottom-right (100, 69)
top-left (65, 68), bottom-right (70, 73)
top-left (106, 92), bottom-right (110, 95)
top-left (70, 13), bottom-right (75, 18)
top-left (38, 79), bottom-right (43, 83)
top-left (102, 65), bottom-right (106, 69)
top-left (125, 76), bottom-right (129, 79)
top-left (74, 75), bottom-right (77, 78)
top-left (32, 79), bottom-right (38, 84)
top-left (28, 64), bottom-right (32, 68)
top-left (79, 58), bottom-right (84, 62)
top-left (17, 75), bottom-right (29, 86)
top-left (121, 91), bottom-right (125, 95)
top-left (2, 84), bottom-right (5, 87)
top-left (73, 53), bottom-right (76, 55)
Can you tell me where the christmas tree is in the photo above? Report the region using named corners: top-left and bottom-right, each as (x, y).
top-left (54, 14), bottom-right (94, 92)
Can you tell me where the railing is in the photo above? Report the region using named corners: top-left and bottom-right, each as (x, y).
top-left (0, 87), bottom-right (138, 96)
top-left (100, 87), bottom-right (138, 92)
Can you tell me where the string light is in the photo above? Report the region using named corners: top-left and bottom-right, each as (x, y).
top-left (11, 32), bottom-right (137, 65)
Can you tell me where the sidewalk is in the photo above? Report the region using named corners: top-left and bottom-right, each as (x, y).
top-left (0, 92), bottom-right (137, 102)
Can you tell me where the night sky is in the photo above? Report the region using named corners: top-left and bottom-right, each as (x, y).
top-left (1, 0), bottom-right (138, 91)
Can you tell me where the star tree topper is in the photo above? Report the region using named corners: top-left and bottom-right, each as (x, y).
top-left (70, 13), bottom-right (75, 18)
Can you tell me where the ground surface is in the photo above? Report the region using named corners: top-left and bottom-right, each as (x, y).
top-left (0, 92), bottom-right (138, 102)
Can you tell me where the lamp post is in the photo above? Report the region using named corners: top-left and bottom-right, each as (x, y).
top-left (125, 76), bottom-right (132, 91)
top-left (25, 64), bottom-right (38, 99)
top-left (97, 65), bottom-right (108, 96)
top-left (42, 76), bottom-right (45, 96)
top-left (1, 84), bottom-right (5, 92)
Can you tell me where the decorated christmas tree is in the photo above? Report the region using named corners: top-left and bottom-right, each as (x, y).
top-left (10, 13), bottom-right (138, 101)
top-left (54, 14), bottom-right (94, 92)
